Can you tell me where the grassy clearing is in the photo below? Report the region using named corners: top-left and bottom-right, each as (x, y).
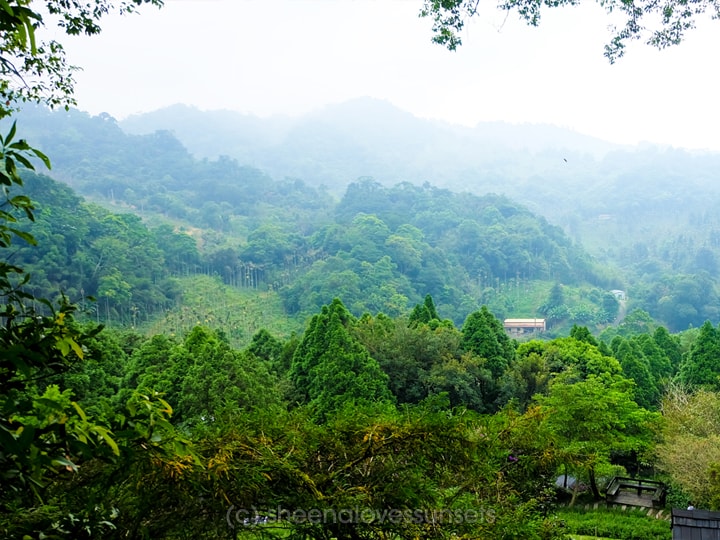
top-left (555, 507), bottom-right (670, 540)
top-left (142, 275), bottom-right (305, 348)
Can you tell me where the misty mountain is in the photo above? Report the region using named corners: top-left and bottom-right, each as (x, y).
top-left (120, 98), bottom-right (720, 241)
top-left (120, 97), bottom-right (620, 195)
top-left (8, 102), bottom-right (720, 330)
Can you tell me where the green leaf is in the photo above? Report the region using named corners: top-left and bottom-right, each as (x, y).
top-left (9, 140), bottom-right (31, 151)
top-left (5, 120), bottom-right (16, 144)
top-left (51, 457), bottom-right (78, 472)
top-left (92, 426), bottom-right (120, 456)
top-left (68, 338), bottom-right (83, 359)
top-left (7, 228), bottom-right (36, 246)
top-left (31, 147), bottom-right (51, 170)
top-left (71, 401), bottom-right (88, 422)
top-left (5, 155), bottom-right (16, 177)
top-left (10, 153), bottom-right (32, 170)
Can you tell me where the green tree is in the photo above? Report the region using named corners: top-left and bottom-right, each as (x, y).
top-left (408, 293), bottom-right (452, 329)
top-left (424, 352), bottom-right (494, 411)
top-left (175, 326), bottom-right (281, 425)
top-left (569, 324), bottom-right (598, 346)
top-left (461, 306), bottom-right (515, 380)
top-left (354, 312), bottom-right (464, 405)
top-left (540, 282), bottom-right (568, 325)
top-left (633, 332), bottom-right (673, 384)
top-left (247, 327), bottom-right (284, 365)
top-left (653, 325), bottom-right (683, 375)
top-left (420, 0), bottom-right (719, 62)
top-left (536, 372), bottom-right (659, 500)
top-left (290, 299), bottom-right (393, 421)
top-left (498, 350), bottom-right (552, 411)
top-left (200, 403), bottom-right (564, 540)
top-left (679, 320), bottom-right (720, 389)
top-left (614, 338), bottom-right (660, 410)
top-left (656, 386), bottom-right (720, 509)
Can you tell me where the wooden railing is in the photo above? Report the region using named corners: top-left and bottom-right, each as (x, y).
top-left (605, 477), bottom-right (666, 508)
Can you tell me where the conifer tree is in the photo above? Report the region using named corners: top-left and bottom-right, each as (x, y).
top-left (461, 306), bottom-right (515, 380)
top-left (679, 321), bottom-right (720, 389)
top-left (615, 339), bottom-right (660, 409)
top-left (290, 298), bottom-right (393, 421)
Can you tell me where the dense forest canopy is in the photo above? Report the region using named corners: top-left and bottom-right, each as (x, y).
top-left (8, 103), bottom-right (720, 332)
top-left (4, 2), bottom-right (720, 538)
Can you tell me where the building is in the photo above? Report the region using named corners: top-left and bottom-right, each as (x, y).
top-left (672, 508), bottom-right (720, 539)
top-left (503, 318), bottom-right (546, 335)
top-left (611, 289), bottom-right (627, 301)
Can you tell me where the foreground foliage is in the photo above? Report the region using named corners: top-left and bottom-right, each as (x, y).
top-left (420, 0), bottom-right (720, 62)
top-left (556, 507), bottom-right (671, 540)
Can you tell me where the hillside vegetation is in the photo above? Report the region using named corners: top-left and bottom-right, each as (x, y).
top-left (9, 103), bottom-right (720, 332)
top-left (6, 104), bottom-right (720, 540)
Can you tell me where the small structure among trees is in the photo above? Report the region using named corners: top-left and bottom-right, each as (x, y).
top-left (605, 477), bottom-right (666, 509)
top-left (671, 508), bottom-right (720, 539)
top-left (503, 318), bottom-right (546, 335)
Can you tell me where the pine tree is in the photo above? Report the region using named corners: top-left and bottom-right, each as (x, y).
top-left (679, 321), bottom-right (720, 390)
top-left (461, 306), bottom-right (515, 380)
top-left (615, 340), bottom-right (660, 410)
top-left (290, 299), bottom-right (393, 421)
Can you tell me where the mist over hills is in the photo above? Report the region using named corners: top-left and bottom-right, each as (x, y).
top-left (118, 98), bottom-right (720, 252)
top-left (120, 97), bottom-right (621, 197)
top-left (9, 100), bottom-right (720, 331)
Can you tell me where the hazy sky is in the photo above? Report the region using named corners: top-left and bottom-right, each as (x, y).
top-left (55, 0), bottom-right (720, 151)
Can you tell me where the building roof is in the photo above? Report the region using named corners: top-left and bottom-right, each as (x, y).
top-left (672, 508), bottom-right (720, 539)
top-left (504, 319), bottom-right (546, 327)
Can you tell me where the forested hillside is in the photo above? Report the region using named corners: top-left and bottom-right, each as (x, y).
top-left (12, 162), bottom-right (617, 335)
top-left (6, 1), bottom-right (720, 539)
top-left (8, 103), bottom-right (720, 331)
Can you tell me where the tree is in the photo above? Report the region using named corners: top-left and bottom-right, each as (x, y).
top-left (419, 0), bottom-right (720, 62)
top-left (0, 1), bottom-right (162, 120)
top-left (354, 312), bottom-right (465, 405)
top-left (408, 293), bottom-right (453, 329)
top-left (176, 327), bottom-right (281, 425)
top-left (679, 320), bottom-right (720, 390)
top-left (0, 1), bottom-right (176, 536)
top-left (461, 306), bottom-right (515, 380)
top-left (656, 386), bottom-right (720, 509)
top-left (653, 325), bottom-right (683, 375)
top-left (289, 299), bottom-right (394, 421)
top-left (536, 372), bottom-right (659, 500)
top-left (569, 324), bottom-right (598, 346)
top-left (424, 352), bottom-right (494, 411)
top-left (614, 338), bottom-right (660, 410)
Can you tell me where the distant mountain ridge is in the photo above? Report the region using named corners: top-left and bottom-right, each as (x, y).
top-left (120, 97), bottom-right (621, 194)
top-left (7, 101), bottom-right (720, 331)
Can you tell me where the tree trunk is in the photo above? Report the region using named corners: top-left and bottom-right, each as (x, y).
top-left (588, 465), bottom-right (601, 500)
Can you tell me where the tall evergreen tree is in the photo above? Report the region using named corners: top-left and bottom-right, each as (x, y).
top-left (679, 321), bottom-right (720, 390)
top-left (614, 339), bottom-right (660, 410)
top-left (290, 299), bottom-right (393, 421)
top-left (408, 293), bottom-right (448, 328)
top-left (461, 306), bottom-right (515, 380)
top-left (633, 333), bottom-right (673, 384)
top-left (569, 324), bottom-right (598, 346)
top-left (653, 326), bottom-right (683, 375)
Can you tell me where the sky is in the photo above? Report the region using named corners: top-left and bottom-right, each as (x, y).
top-left (52, 0), bottom-right (720, 151)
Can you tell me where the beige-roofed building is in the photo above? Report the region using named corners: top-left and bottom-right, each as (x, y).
top-left (503, 318), bottom-right (546, 335)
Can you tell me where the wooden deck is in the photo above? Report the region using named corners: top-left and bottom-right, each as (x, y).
top-left (605, 477), bottom-right (666, 509)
